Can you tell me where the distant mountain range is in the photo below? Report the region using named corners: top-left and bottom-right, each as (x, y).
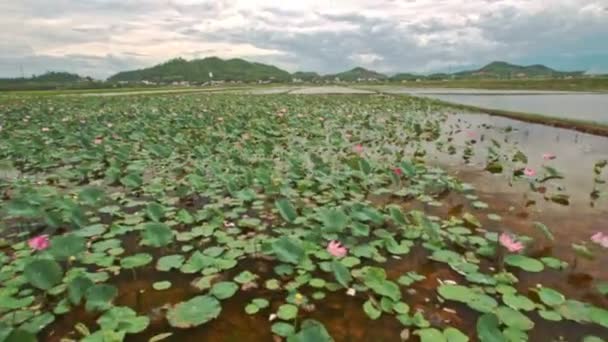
top-left (0, 59), bottom-right (591, 90)
top-left (106, 59), bottom-right (583, 83)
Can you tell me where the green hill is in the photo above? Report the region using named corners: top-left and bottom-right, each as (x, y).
top-left (326, 67), bottom-right (388, 82)
top-left (291, 71), bottom-right (321, 82)
top-left (108, 57), bottom-right (291, 83)
top-left (0, 72), bottom-right (93, 91)
top-left (390, 73), bottom-right (421, 81)
top-left (454, 61), bottom-right (583, 79)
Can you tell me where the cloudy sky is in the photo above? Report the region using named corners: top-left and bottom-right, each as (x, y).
top-left (1, 0), bottom-right (607, 79)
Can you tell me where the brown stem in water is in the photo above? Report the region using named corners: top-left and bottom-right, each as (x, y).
top-left (497, 246), bottom-right (505, 272)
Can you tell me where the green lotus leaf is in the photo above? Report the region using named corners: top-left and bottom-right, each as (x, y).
top-left (210, 281), bottom-right (239, 300)
top-left (156, 254), bottom-right (185, 271)
top-left (414, 328), bottom-right (446, 342)
top-left (271, 236), bottom-right (305, 265)
top-left (97, 306), bottom-right (150, 334)
top-left (167, 295), bottom-right (221, 328)
top-left (363, 299), bottom-right (381, 320)
top-left (68, 275), bottom-right (94, 305)
top-left (538, 287), bottom-right (565, 307)
top-left (85, 284), bottom-right (118, 312)
top-left (24, 259), bottom-right (64, 290)
top-left (271, 322), bottom-right (295, 337)
top-left (275, 198), bottom-right (297, 223)
top-left (49, 234), bottom-right (86, 260)
top-left (277, 304), bottom-right (298, 320)
top-left (504, 255), bottom-right (544, 272)
top-left (120, 253), bottom-right (153, 269)
top-left (141, 222), bottom-right (173, 247)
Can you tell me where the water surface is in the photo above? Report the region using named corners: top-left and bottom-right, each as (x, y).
top-left (375, 87), bottom-right (608, 123)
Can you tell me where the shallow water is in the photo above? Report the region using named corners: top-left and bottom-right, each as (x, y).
top-left (374, 87), bottom-right (608, 123)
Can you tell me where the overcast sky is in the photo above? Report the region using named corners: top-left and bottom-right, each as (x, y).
top-left (1, 0), bottom-right (607, 79)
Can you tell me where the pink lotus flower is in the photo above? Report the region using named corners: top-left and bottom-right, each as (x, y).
top-left (327, 240), bottom-right (347, 258)
top-left (591, 232), bottom-right (608, 248)
top-left (523, 167), bottom-right (536, 177)
top-left (353, 144), bottom-right (364, 154)
top-left (466, 131), bottom-right (476, 138)
top-left (542, 153), bottom-right (556, 161)
top-left (28, 235), bottom-right (50, 251)
top-left (499, 233), bottom-right (524, 253)
top-left (393, 168), bottom-right (403, 176)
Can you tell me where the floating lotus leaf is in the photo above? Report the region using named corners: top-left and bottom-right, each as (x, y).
top-left (504, 255), bottom-right (544, 272)
top-left (97, 306), bottom-right (150, 334)
top-left (319, 208), bottom-right (349, 233)
top-left (443, 327), bottom-right (469, 342)
top-left (85, 284), bottom-right (118, 312)
top-left (120, 253), bottom-right (153, 269)
top-left (290, 319), bottom-right (333, 342)
top-left (271, 236), bottom-right (305, 265)
top-left (277, 304), bottom-right (298, 320)
top-left (167, 295), bottom-right (221, 328)
top-left (495, 306), bottom-right (534, 330)
top-left (271, 322), bottom-right (295, 337)
top-left (145, 202), bottom-right (166, 222)
top-left (141, 222), bottom-right (173, 247)
top-left (20, 312), bottom-right (55, 334)
top-left (68, 276), bottom-right (94, 305)
top-left (476, 313), bottom-right (506, 342)
top-left (24, 259), bottom-right (63, 290)
top-left (209, 281), bottom-right (239, 300)
top-left (414, 328), bottom-right (446, 342)
top-left (156, 254), bottom-right (185, 271)
top-left (153, 281), bottom-right (172, 290)
top-left (49, 234), bottom-right (86, 260)
top-left (538, 287), bottom-right (565, 307)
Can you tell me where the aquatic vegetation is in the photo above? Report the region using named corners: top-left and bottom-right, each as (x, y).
top-left (0, 93), bottom-right (606, 341)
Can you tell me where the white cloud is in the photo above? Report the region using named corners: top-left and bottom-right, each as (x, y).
top-left (349, 53), bottom-right (383, 66)
top-left (0, 0), bottom-right (607, 78)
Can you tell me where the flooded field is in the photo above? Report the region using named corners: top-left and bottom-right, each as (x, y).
top-left (371, 87), bottom-right (608, 124)
top-left (0, 93), bottom-right (606, 341)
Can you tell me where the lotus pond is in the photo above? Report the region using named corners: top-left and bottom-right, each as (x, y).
top-left (0, 93), bottom-right (606, 342)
